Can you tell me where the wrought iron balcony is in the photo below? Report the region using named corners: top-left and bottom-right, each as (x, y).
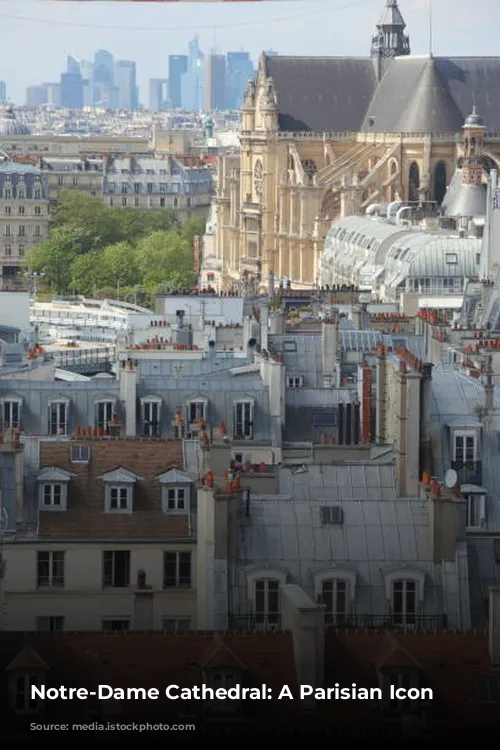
top-left (325, 614), bottom-right (447, 630)
top-left (451, 460), bottom-right (482, 486)
top-left (228, 615), bottom-right (281, 630)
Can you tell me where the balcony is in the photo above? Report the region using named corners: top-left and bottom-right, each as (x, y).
top-left (325, 614), bottom-right (447, 630)
top-left (451, 460), bottom-right (482, 486)
top-left (228, 615), bottom-right (281, 630)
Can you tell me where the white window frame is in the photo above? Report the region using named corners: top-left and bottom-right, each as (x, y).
top-left (465, 492), bottom-right (486, 528)
top-left (39, 482), bottom-right (67, 511)
top-left (186, 398), bottom-right (207, 424)
top-left (233, 399), bottom-right (254, 440)
top-left (9, 674), bottom-right (42, 713)
top-left (383, 568), bottom-right (425, 626)
top-left (71, 444), bottom-right (90, 463)
top-left (141, 397), bottom-right (161, 437)
top-left (102, 550), bottom-right (131, 588)
top-left (36, 616), bottom-right (65, 632)
top-left (105, 484), bottom-right (133, 513)
top-left (95, 399), bottom-right (114, 431)
top-left (162, 485), bottom-right (189, 514)
top-left (162, 617), bottom-right (191, 633)
top-left (163, 551), bottom-right (192, 589)
top-left (1, 397), bottom-right (21, 428)
top-left (48, 399), bottom-right (68, 436)
top-left (453, 431), bottom-right (478, 462)
top-left (287, 376), bottom-right (304, 388)
top-left (37, 551), bottom-right (65, 587)
top-left (313, 568), bottom-right (357, 622)
top-left (245, 568), bottom-right (287, 629)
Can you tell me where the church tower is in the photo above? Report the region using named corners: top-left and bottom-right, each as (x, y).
top-left (371, 0), bottom-right (411, 59)
top-left (461, 105), bottom-right (486, 186)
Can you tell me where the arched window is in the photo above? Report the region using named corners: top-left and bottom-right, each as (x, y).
top-left (408, 162), bottom-right (420, 202)
top-left (434, 161), bottom-right (447, 204)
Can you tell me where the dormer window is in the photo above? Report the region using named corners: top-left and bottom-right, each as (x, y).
top-left (287, 376), bottom-right (304, 388)
top-left (141, 396), bottom-right (161, 437)
top-left (37, 467), bottom-right (74, 511)
top-left (1, 397), bottom-right (21, 428)
top-left (234, 398), bottom-right (254, 440)
top-left (382, 567), bottom-right (425, 628)
top-left (314, 568), bottom-right (356, 625)
top-left (453, 432), bottom-right (477, 462)
top-left (205, 669), bottom-right (242, 713)
top-left (48, 399), bottom-right (69, 436)
top-left (95, 399), bottom-right (115, 432)
top-left (187, 398), bottom-right (207, 424)
top-left (99, 467), bottom-right (143, 514)
top-left (157, 469), bottom-right (193, 514)
top-left (11, 675), bottom-right (42, 713)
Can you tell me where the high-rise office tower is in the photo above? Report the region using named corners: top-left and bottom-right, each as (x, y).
top-left (80, 60), bottom-right (95, 107)
top-left (93, 50), bottom-right (114, 86)
top-left (26, 86), bottom-right (48, 107)
top-left (149, 79), bottom-right (169, 111)
top-left (67, 55), bottom-right (81, 75)
top-left (115, 60), bottom-right (137, 109)
top-left (60, 71), bottom-right (84, 109)
top-left (226, 51), bottom-right (254, 110)
top-left (0, 81), bottom-right (6, 104)
top-left (44, 83), bottom-right (61, 107)
top-left (168, 55), bottom-right (188, 109)
top-left (204, 54), bottom-right (226, 111)
top-left (181, 37), bottom-right (204, 111)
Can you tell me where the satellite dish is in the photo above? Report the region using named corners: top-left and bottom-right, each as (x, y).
top-left (444, 469), bottom-right (458, 488)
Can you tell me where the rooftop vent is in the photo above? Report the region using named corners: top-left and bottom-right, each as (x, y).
top-left (320, 506), bottom-right (343, 525)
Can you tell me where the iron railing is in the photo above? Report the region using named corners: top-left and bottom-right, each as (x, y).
top-left (451, 460), bottom-right (483, 486)
top-left (325, 614), bottom-right (447, 629)
top-left (228, 615), bottom-right (281, 630)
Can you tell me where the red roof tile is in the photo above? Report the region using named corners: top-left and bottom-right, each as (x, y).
top-left (37, 439), bottom-right (190, 540)
top-left (5, 646), bottom-right (49, 672)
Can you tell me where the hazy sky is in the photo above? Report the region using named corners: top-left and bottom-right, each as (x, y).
top-left (1, 0), bottom-right (499, 104)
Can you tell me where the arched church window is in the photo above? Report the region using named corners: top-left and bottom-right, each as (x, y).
top-left (434, 161), bottom-right (447, 205)
top-left (408, 162), bottom-right (420, 203)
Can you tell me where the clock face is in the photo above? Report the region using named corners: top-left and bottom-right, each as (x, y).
top-left (254, 160), bottom-right (263, 196)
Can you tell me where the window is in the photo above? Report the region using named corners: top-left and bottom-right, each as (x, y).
top-left (134, 196), bottom-right (139, 207)
top-left (163, 617), bottom-right (191, 633)
top-left (37, 551), bottom-right (64, 587)
top-left (466, 493), bottom-right (486, 528)
top-left (102, 550), bottom-right (130, 587)
top-left (283, 340), bottom-right (297, 352)
top-left (34, 206), bottom-right (41, 215)
top-left (18, 245), bottom-right (24, 257)
top-left (187, 400), bottom-right (206, 423)
top-left (41, 484), bottom-right (62, 508)
top-left (2, 398), bottom-right (20, 428)
top-left (445, 252), bottom-right (458, 264)
top-left (321, 506), bottom-right (343, 525)
top-left (72, 177), bottom-right (78, 187)
top-left (163, 552), bottom-right (192, 588)
top-left (102, 619), bottom-right (130, 632)
top-left (392, 579), bottom-right (417, 625)
top-left (453, 433), bottom-right (476, 462)
top-left (34, 189), bottom-right (41, 199)
top-left (321, 579), bottom-right (347, 624)
top-left (5, 245), bottom-right (11, 256)
top-left (18, 206), bottom-right (24, 215)
top-left (121, 197), bottom-right (127, 206)
top-left (142, 399), bottom-right (160, 437)
top-left (166, 487), bottom-right (186, 511)
top-left (287, 376), bottom-right (303, 388)
top-left (5, 224), bottom-right (11, 236)
top-left (18, 226), bottom-right (25, 237)
top-left (34, 226), bottom-right (40, 237)
top-left (107, 486), bottom-right (132, 512)
top-left (12, 675), bottom-right (41, 712)
top-left (234, 400), bottom-right (253, 440)
top-left (207, 670), bottom-right (239, 712)
top-left (96, 400), bottom-right (113, 431)
top-left (4, 206), bottom-right (10, 214)
top-left (255, 579), bottom-right (280, 627)
top-left (71, 444), bottom-right (90, 463)
top-left (48, 401), bottom-right (68, 435)
top-left (389, 672), bottom-right (412, 707)
top-left (36, 616), bottom-right (64, 631)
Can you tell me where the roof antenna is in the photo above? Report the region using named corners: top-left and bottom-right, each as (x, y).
top-left (428, 0), bottom-right (433, 57)
top-left (472, 90), bottom-right (477, 114)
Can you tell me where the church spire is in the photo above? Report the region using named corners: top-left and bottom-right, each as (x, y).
top-left (371, 0), bottom-right (411, 58)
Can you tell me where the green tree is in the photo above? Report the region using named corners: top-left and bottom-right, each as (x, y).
top-left (50, 190), bottom-right (123, 246)
top-left (136, 230), bottom-right (195, 289)
top-left (27, 225), bottom-right (101, 293)
top-left (99, 241), bottom-right (139, 289)
top-left (69, 250), bottom-right (102, 296)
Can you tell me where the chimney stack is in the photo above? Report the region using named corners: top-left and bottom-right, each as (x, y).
top-left (119, 358), bottom-right (138, 437)
top-left (489, 588), bottom-right (500, 666)
top-left (484, 354), bottom-right (494, 414)
top-left (321, 315), bottom-right (339, 376)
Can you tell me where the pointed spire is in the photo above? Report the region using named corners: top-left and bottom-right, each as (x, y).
top-left (371, 0), bottom-right (410, 58)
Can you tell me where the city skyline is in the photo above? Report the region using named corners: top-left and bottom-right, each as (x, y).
top-left (0, 0), bottom-right (498, 104)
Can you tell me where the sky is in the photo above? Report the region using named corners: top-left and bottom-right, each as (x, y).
top-left (0, 0), bottom-right (499, 105)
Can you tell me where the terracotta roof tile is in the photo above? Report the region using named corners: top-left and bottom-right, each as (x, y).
top-left (375, 632), bottom-right (423, 670)
top-left (38, 439), bottom-right (190, 540)
top-left (5, 646), bottom-right (49, 672)
top-left (201, 633), bottom-right (248, 670)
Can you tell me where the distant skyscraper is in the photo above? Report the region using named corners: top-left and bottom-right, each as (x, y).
top-left (80, 60), bottom-right (95, 107)
top-left (226, 51), bottom-right (254, 109)
top-left (0, 81), bottom-right (6, 104)
top-left (115, 60), bottom-right (137, 109)
top-left (204, 54), bottom-right (226, 111)
top-left (94, 84), bottom-right (119, 110)
top-left (168, 55), bottom-right (188, 109)
top-left (26, 85), bottom-right (48, 107)
top-left (182, 37), bottom-right (204, 111)
top-left (94, 50), bottom-right (114, 86)
top-left (60, 72), bottom-right (84, 109)
top-left (149, 79), bottom-right (169, 111)
top-left (44, 83), bottom-right (61, 107)
top-left (67, 55), bottom-right (81, 74)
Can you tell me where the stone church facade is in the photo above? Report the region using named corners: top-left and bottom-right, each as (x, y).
top-left (212, 0), bottom-right (500, 290)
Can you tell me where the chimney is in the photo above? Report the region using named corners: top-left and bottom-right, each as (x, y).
top-left (269, 308), bottom-right (284, 334)
top-left (280, 584), bottom-right (324, 708)
top-left (321, 315), bottom-right (339, 376)
top-left (375, 344), bottom-right (387, 442)
top-left (119, 358), bottom-right (137, 437)
top-left (357, 364), bottom-right (373, 443)
top-left (351, 305), bottom-right (363, 330)
top-left (267, 272), bottom-right (275, 298)
top-left (489, 588), bottom-right (500, 666)
top-left (420, 362), bottom-right (433, 475)
top-left (260, 304), bottom-right (269, 350)
top-left (484, 354), bottom-right (494, 413)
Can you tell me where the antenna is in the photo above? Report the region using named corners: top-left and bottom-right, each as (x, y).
top-left (429, 0), bottom-right (433, 57)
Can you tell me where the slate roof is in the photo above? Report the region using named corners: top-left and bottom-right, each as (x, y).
top-left (36, 439), bottom-right (190, 540)
top-left (263, 53), bottom-right (500, 134)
